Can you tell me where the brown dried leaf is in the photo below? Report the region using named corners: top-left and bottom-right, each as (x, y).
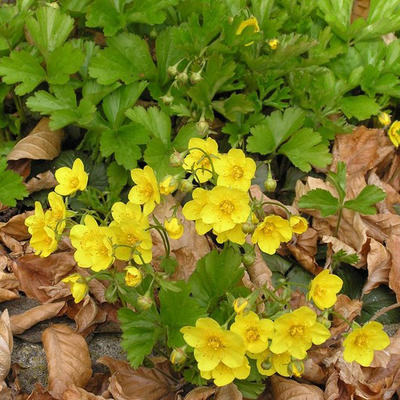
top-left (12, 252), bottom-right (76, 302)
top-left (214, 383), bottom-right (242, 400)
top-left (271, 375), bottom-right (324, 400)
top-left (10, 301), bottom-right (65, 335)
top-left (25, 171), bottom-right (57, 194)
top-left (0, 212), bottom-right (32, 241)
top-left (98, 356), bottom-right (177, 400)
top-left (0, 232), bottom-right (23, 254)
top-left (7, 118), bottom-right (63, 161)
top-left (62, 386), bottom-right (107, 400)
top-left (0, 310), bottom-right (12, 381)
top-left (74, 296), bottom-right (107, 334)
top-left (42, 324), bottom-right (92, 399)
top-left (324, 370), bottom-right (353, 400)
top-left (26, 384), bottom-right (57, 400)
top-left (183, 387), bottom-right (216, 400)
top-left (246, 247), bottom-right (272, 288)
top-left (388, 235), bottom-right (400, 302)
top-left (331, 294), bottom-right (362, 337)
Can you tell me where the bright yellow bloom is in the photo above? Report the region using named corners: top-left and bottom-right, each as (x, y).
top-left (183, 138), bottom-right (219, 183)
top-left (181, 318), bottom-right (246, 371)
top-left (233, 298), bottom-right (248, 314)
top-left (230, 311), bottom-right (274, 354)
top-left (128, 166), bottom-right (160, 215)
top-left (270, 306), bottom-right (330, 360)
top-left (214, 149), bottom-right (256, 191)
top-left (289, 215), bottom-right (308, 235)
top-left (70, 215), bottom-right (115, 271)
top-left (182, 188), bottom-right (212, 235)
top-left (25, 201), bottom-right (46, 235)
top-left (200, 358), bottom-right (250, 387)
top-left (164, 217), bottom-right (184, 240)
top-left (236, 17), bottom-right (260, 46)
top-left (110, 202), bottom-right (152, 265)
top-left (201, 186), bottom-right (250, 233)
top-left (46, 192), bottom-right (67, 234)
top-left (343, 321), bottom-right (390, 367)
top-left (62, 273), bottom-right (88, 303)
top-left (378, 112), bottom-right (391, 127)
top-left (251, 215), bottom-right (292, 254)
top-left (214, 223), bottom-right (247, 245)
top-left (159, 175), bottom-right (178, 195)
top-left (252, 350), bottom-right (302, 377)
top-left (125, 266), bottom-right (142, 287)
top-left (268, 38), bottom-right (279, 50)
top-left (388, 121), bottom-right (400, 148)
top-left (29, 225), bottom-right (58, 257)
top-left (308, 269), bottom-right (343, 310)
top-left (55, 158), bottom-right (88, 196)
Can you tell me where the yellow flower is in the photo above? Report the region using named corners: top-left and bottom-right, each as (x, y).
top-left (236, 17), bottom-right (260, 46)
top-left (233, 298), bottom-right (248, 314)
top-left (29, 225), bottom-right (58, 257)
top-left (110, 202), bottom-right (152, 264)
top-left (62, 273), bottom-right (88, 303)
top-left (268, 38), bottom-right (279, 50)
top-left (164, 217), bottom-right (184, 240)
top-left (55, 158), bottom-right (88, 196)
top-left (378, 112), bottom-right (391, 127)
top-left (46, 192), bottom-right (67, 234)
top-left (252, 350), bottom-right (302, 377)
top-left (125, 266), bottom-right (142, 287)
top-left (182, 188), bottom-right (212, 235)
top-left (308, 269), bottom-right (343, 310)
top-left (388, 121), bottom-right (400, 148)
top-left (70, 215), bottom-right (115, 271)
top-left (159, 175), bottom-right (178, 195)
top-left (214, 149), bottom-right (256, 191)
top-left (181, 317), bottom-right (246, 371)
top-left (200, 358), bottom-right (250, 387)
top-left (128, 166), bottom-right (160, 215)
top-left (230, 311), bottom-right (274, 354)
top-left (214, 223), bottom-right (247, 245)
top-left (343, 321), bottom-right (390, 367)
top-left (251, 215), bottom-right (292, 255)
top-left (289, 215), bottom-right (308, 235)
top-left (270, 306), bottom-right (331, 360)
top-left (25, 201), bottom-right (46, 235)
top-left (201, 186), bottom-right (250, 233)
top-left (183, 138), bottom-right (219, 183)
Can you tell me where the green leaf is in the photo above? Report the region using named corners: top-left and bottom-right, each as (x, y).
top-left (340, 95), bottom-right (380, 121)
top-left (173, 123), bottom-right (202, 152)
top-left (0, 51), bottom-right (46, 95)
top-left (189, 247), bottom-right (244, 308)
top-left (118, 307), bottom-right (162, 368)
top-left (247, 108), bottom-right (305, 155)
top-left (46, 42), bottom-right (85, 85)
top-left (235, 380), bottom-right (265, 400)
top-left (26, 6), bottom-right (74, 58)
top-left (332, 250), bottom-right (359, 268)
top-left (286, 266), bottom-right (313, 294)
top-left (298, 189), bottom-right (340, 217)
top-left (344, 185), bottom-right (386, 215)
top-left (327, 161), bottom-right (347, 202)
top-left (212, 93), bottom-right (255, 122)
top-left (318, 0), bottom-right (353, 40)
top-left (159, 281), bottom-right (206, 348)
top-left (278, 128), bottom-right (332, 172)
top-left (144, 138), bottom-right (179, 178)
top-left (100, 124), bottom-right (150, 169)
top-left (0, 158), bottom-right (28, 206)
top-left (262, 253), bottom-right (292, 274)
top-left (107, 161), bottom-right (129, 197)
top-left (127, 0), bottom-right (179, 25)
top-left (335, 264), bottom-right (365, 299)
top-left (89, 33), bottom-right (157, 85)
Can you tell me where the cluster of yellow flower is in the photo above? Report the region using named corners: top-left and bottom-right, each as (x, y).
top-left (181, 137), bottom-right (307, 253)
top-left (181, 269), bottom-right (390, 386)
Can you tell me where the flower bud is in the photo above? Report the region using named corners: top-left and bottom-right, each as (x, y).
top-left (176, 71), bottom-right (188, 84)
top-left (179, 179), bottom-right (193, 193)
top-left (169, 151), bottom-right (184, 167)
top-left (242, 253), bottom-right (255, 266)
top-left (105, 284), bottom-right (118, 303)
top-left (168, 65), bottom-right (178, 76)
top-left (378, 111), bottom-right (391, 127)
top-left (268, 38), bottom-right (279, 50)
top-left (161, 94), bottom-right (174, 105)
top-left (288, 360), bottom-right (304, 377)
top-left (170, 347), bottom-right (187, 365)
top-left (125, 266), bottom-right (142, 287)
top-left (242, 221), bottom-right (256, 234)
top-left (261, 359), bottom-right (272, 371)
top-left (196, 119), bottom-right (209, 134)
top-left (190, 71), bottom-right (203, 84)
top-left (264, 176), bottom-right (277, 192)
top-left (233, 298), bottom-right (248, 314)
top-left (137, 294), bottom-right (153, 311)
top-left (150, 29), bottom-right (157, 38)
top-left (159, 175), bottom-right (178, 195)
top-left (164, 217), bottom-right (184, 240)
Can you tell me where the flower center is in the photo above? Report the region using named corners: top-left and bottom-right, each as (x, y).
top-left (263, 222), bottom-right (275, 234)
top-left (314, 284), bottom-right (326, 298)
top-left (245, 327), bottom-right (260, 342)
top-left (355, 334), bottom-right (368, 347)
top-left (126, 233), bottom-right (137, 245)
top-left (70, 177), bottom-right (79, 188)
top-left (207, 336), bottom-right (223, 350)
top-left (289, 325), bottom-right (305, 337)
top-left (141, 183), bottom-right (154, 198)
top-left (219, 200), bottom-right (235, 215)
top-left (232, 165), bottom-right (244, 180)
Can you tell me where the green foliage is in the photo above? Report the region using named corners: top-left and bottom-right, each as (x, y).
top-left (0, 158), bottom-right (28, 206)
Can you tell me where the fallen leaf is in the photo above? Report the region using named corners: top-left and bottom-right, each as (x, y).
top-left (388, 235), bottom-right (400, 302)
top-left (98, 356), bottom-right (178, 400)
top-left (246, 247), bottom-right (273, 288)
top-left (7, 118), bottom-right (63, 161)
top-left (12, 252), bottom-right (76, 302)
top-left (0, 212), bottom-right (32, 241)
top-left (302, 357), bottom-right (326, 385)
top-left (62, 386), bottom-right (107, 400)
top-left (25, 171), bottom-right (57, 194)
top-left (214, 383), bottom-right (242, 400)
top-left (184, 386), bottom-right (215, 400)
top-left (73, 296), bottom-right (107, 334)
top-left (0, 310), bottom-right (12, 381)
top-left (270, 375), bottom-right (324, 399)
top-left (26, 384), bottom-right (57, 400)
top-left (10, 302), bottom-right (65, 335)
top-left (42, 324), bottom-right (92, 399)
top-left (331, 294), bottom-right (362, 337)
top-left (324, 369), bottom-right (353, 400)
top-left (0, 232), bottom-right (24, 254)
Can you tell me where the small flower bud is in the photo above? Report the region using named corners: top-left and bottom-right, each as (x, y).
top-left (268, 38), bottom-right (279, 50)
top-left (125, 266), bottom-right (142, 287)
top-left (137, 294), bottom-right (153, 311)
top-left (179, 179), bottom-right (193, 193)
top-left (164, 217), bottom-right (184, 240)
top-left (160, 175), bottom-right (178, 195)
top-left (261, 359), bottom-right (272, 371)
top-left (105, 284), bottom-right (118, 303)
top-left (242, 253), bottom-right (256, 266)
top-left (161, 94), bottom-right (174, 105)
top-left (150, 29), bottom-right (157, 38)
top-left (378, 111), bottom-right (391, 127)
top-left (288, 360), bottom-right (304, 377)
top-left (196, 119), bottom-right (209, 134)
top-left (190, 71), bottom-right (203, 84)
top-left (168, 65), bottom-right (178, 76)
top-left (169, 151), bottom-right (184, 167)
top-left (233, 298), bottom-right (248, 314)
top-left (264, 176), bottom-right (277, 192)
top-left (242, 221), bottom-right (256, 234)
top-left (176, 71), bottom-right (188, 84)
top-left (170, 347), bottom-right (187, 365)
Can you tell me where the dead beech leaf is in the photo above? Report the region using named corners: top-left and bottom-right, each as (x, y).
top-left (0, 381), bottom-right (12, 400)
top-left (246, 247), bottom-right (272, 288)
top-left (331, 294), bottom-right (362, 337)
top-left (98, 356), bottom-right (177, 400)
top-left (324, 370), bottom-right (353, 400)
top-left (10, 301), bottom-right (65, 335)
top-left (271, 375), bottom-right (324, 400)
top-left (7, 118), bottom-right (63, 161)
top-left (214, 383), bottom-right (242, 400)
top-left (12, 252), bottom-right (76, 302)
top-left (0, 288), bottom-right (19, 303)
top-left (73, 296), bottom-right (107, 334)
top-left (62, 386), bottom-right (107, 400)
top-left (0, 212), bottom-right (32, 241)
top-left (0, 232), bottom-right (23, 254)
top-left (0, 310), bottom-right (12, 381)
top-left (183, 386), bottom-right (215, 400)
top-left (42, 324), bottom-right (92, 399)
top-left (388, 235), bottom-right (400, 302)
top-left (26, 384), bottom-right (57, 400)
top-left (25, 171), bottom-right (57, 194)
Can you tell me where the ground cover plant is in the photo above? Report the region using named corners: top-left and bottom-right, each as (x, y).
top-left (1, 0), bottom-right (400, 399)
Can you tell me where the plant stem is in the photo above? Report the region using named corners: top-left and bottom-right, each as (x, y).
top-left (370, 302), bottom-right (400, 321)
top-left (334, 207), bottom-right (343, 237)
